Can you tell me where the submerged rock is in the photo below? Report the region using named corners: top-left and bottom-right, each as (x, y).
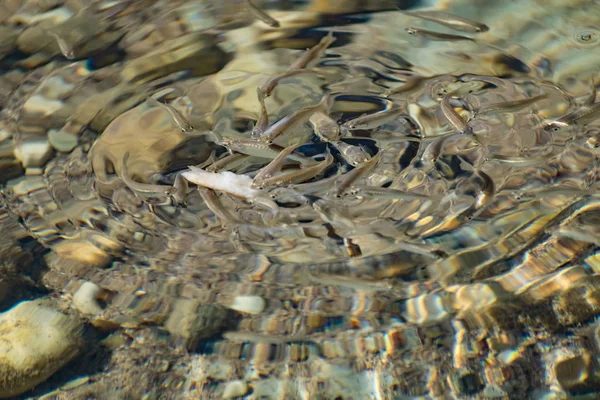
top-left (165, 299), bottom-right (233, 348)
top-left (0, 300), bottom-right (83, 398)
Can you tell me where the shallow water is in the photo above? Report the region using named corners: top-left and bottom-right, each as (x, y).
top-left (1, 0), bottom-right (600, 399)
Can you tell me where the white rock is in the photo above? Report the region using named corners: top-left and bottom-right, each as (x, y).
top-left (14, 138), bottom-right (53, 168)
top-left (72, 281), bottom-right (103, 315)
top-left (0, 300), bottom-right (83, 398)
top-left (228, 295), bottom-right (266, 315)
top-left (222, 380), bottom-right (248, 399)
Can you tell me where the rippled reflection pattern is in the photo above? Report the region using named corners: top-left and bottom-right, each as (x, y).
top-left (1, 0), bottom-right (600, 398)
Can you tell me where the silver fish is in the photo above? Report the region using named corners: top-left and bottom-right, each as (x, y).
top-left (172, 174), bottom-right (189, 206)
top-left (385, 75), bottom-right (426, 97)
top-left (406, 27), bottom-right (475, 42)
top-left (476, 94), bottom-right (547, 114)
top-left (440, 95), bottom-right (471, 134)
top-left (488, 153), bottom-right (551, 167)
top-left (454, 163), bottom-right (495, 222)
top-left (307, 272), bottom-right (393, 292)
top-left (251, 87), bottom-right (269, 138)
top-left (309, 111), bottom-right (340, 141)
top-left (332, 149), bottom-right (383, 197)
top-left (288, 30), bottom-right (336, 70)
top-left (356, 186), bottom-right (433, 202)
top-left (258, 150), bottom-right (334, 188)
top-left (246, 0), bottom-right (280, 28)
top-left (223, 330), bottom-right (313, 344)
top-left (312, 198), bottom-right (355, 229)
top-left (262, 95), bottom-right (330, 142)
top-left (252, 143), bottom-right (301, 188)
top-left (286, 168), bottom-right (343, 194)
top-left (342, 107), bottom-right (405, 130)
top-left (147, 96), bottom-right (194, 133)
top-left (198, 187), bottom-right (239, 223)
top-left (266, 187), bottom-right (309, 203)
top-left (121, 153), bottom-right (174, 205)
top-left (405, 11), bottom-right (489, 33)
top-left (259, 69), bottom-right (307, 97)
top-left (220, 137), bottom-right (311, 163)
top-left (545, 101), bottom-right (600, 131)
top-left (330, 140), bottom-right (371, 166)
top-left (488, 146), bottom-right (554, 167)
top-left (206, 153), bottom-right (248, 173)
top-left (472, 169), bottom-right (495, 210)
top-left (47, 31), bottom-right (75, 59)
top-left (420, 135), bottom-right (448, 165)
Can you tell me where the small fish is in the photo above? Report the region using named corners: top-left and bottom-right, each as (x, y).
top-left (385, 75), bottom-right (426, 97)
top-left (251, 87), bottom-right (269, 138)
top-left (544, 101), bottom-right (600, 131)
top-left (307, 272), bottom-right (393, 292)
top-left (420, 136), bottom-right (448, 165)
top-left (459, 169), bottom-right (495, 221)
top-left (220, 137), bottom-right (311, 163)
top-left (288, 30), bottom-right (336, 70)
top-left (472, 169), bottom-right (495, 210)
top-left (512, 187), bottom-right (587, 202)
top-left (262, 95), bottom-right (331, 142)
top-left (475, 94), bottom-right (548, 114)
top-left (405, 11), bottom-right (489, 33)
top-left (250, 195), bottom-right (280, 217)
top-left (332, 149), bottom-right (383, 197)
top-left (355, 186), bottom-right (433, 202)
top-left (286, 168), bottom-right (343, 194)
top-left (198, 187), bottom-right (239, 223)
top-left (312, 198), bottom-right (355, 228)
top-left (246, 0), bottom-right (280, 28)
top-left (440, 95), bottom-right (471, 134)
top-left (121, 153), bottom-right (174, 205)
top-left (46, 31), bottom-right (75, 59)
top-left (342, 107), bottom-right (405, 130)
top-left (259, 69), bottom-right (307, 97)
top-left (266, 187), bottom-right (309, 203)
top-left (147, 96), bottom-right (194, 133)
top-left (252, 143), bottom-right (302, 188)
top-left (586, 135), bottom-right (600, 149)
top-left (488, 153), bottom-right (551, 167)
top-left (172, 174), bottom-right (189, 206)
top-left (223, 330), bottom-right (313, 344)
top-left (406, 27), bottom-right (475, 42)
top-left (435, 80), bottom-right (486, 98)
top-left (330, 140), bottom-right (371, 166)
top-left (309, 111), bottom-right (340, 141)
top-left (206, 153), bottom-right (248, 173)
top-left (258, 149), bottom-right (334, 188)
top-left (459, 74), bottom-right (511, 89)
top-left (393, 240), bottom-right (445, 259)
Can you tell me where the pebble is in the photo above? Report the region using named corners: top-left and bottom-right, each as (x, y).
top-left (48, 128), bottom-right (78, 152)
top-left (222, 380), bottom-right (248, 399)
top-left (165, 300), bottom-right (232, 345)
top-left (14, 138), bottom-right (53, 168)
top-left (72, 281), bottom-right (103, 315)
top-left (554, 352), bottom-right (597, 393)
top-left (228, 295), bottom-right (266, 315)
top-left (0, 300), bottom-right (83, 398)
